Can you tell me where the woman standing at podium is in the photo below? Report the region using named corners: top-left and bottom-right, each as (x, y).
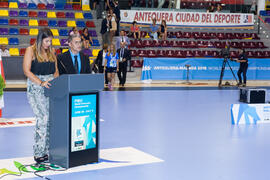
top-left (23, 28), bottom-right (59, 163)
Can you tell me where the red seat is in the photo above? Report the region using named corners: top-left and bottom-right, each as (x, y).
top-left (161, 40), bottom-right (171, 47)
top-left (37, 3), bottom-right (46, 9)
top-left (147, 50), bottom-right (157, 57)
top-left (0, 2), bottom-right (8, 8)
top-left (56, 12), bottom-right (66, 18)
top-left (165, 50), bottom-right (175, 57)
top-left (55, 49), bottom-right (61, 55)
top-left (234, 33), bottom-right (242, 39)
top-left (30, 38), bottom-right (36, 45)
top-left (172, 40), bottom-right (180, 48)
top-left (193, 50), bottom-right (202, 57)
top-left (185, 50), bottom-right (194, 57)
top-left (192, 32), bottom-right (201, 39)
top-left (73, 4), bottom-right (81, 10)
top-left (174, 50), bottom-right (186, 58)
top-left (175, 31), bottom-right (183, 38)
top-left (183, 32), bottom-right (192, 39)
top-left (39, 20), bottom-right (48, 26)
top-left (251, 33), bottom-right (260, 40)
top-left (86, 21), bottom-right (95, 28)
top-left (257, 42), bottom-right (267, 49)
top-left (129, 40), bottom-right (135, 48)
top-left (200, 32), bottom-right (211, 40)
top-left (263, 51), bottom-right (270, 58)
top-left (212, 51), bottom-right (220, 58)
top-left (19, 28), bottom-right (29, 35)
top-left (187, 41), bottom-right (198, 48)
top-left (209, 32), bottom-right (217, 39)
top-left (242, 33), bottom-right (251, 39)
top-left (156, 50), bottom-right (166, 57)
top-left (137, 50), bottom-right (147, 57)
top-left (134, 40), bottom-right (143, 48)
top-left (246, 51), bottom-right (255, 58)
top-left (216, 33), bottom-right (226, 40)
top-left (152, 40), bottom-right (161, 47)
top-left (253, 51), bottom-right (264, 58)
top-left (142, 40), bottom-right (153, 47)
top-left (179, 41), bottom-right (188, 48)
top-left (230, 42), bottom-right (240, 48)
top-left (204, 50), bottom-right (213, 57)
top-left (230, 51), bottom-right (238, 58)
top-left (29, 11), bottom-right (38, 18)
top-left (20, 48), bottom-right (26, 56)
top-left (9, 19), bottom-right (18, 26)
top-left (132, 60), bottom-right (143, 67)
top-left (130, 50), bottom-right (138, 57)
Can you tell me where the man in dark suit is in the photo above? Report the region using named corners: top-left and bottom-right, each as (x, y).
top-left (95, 44), bottom-right (109, 84)
top-left (100, 15), bottom-right (111, 45)
top-left (57, 34), bottom-right (91, 75)
top-left (117, 42), bottom-right (131, 87)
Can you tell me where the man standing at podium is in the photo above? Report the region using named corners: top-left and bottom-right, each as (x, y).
top-left (57, 34), bottom-right (91, 75)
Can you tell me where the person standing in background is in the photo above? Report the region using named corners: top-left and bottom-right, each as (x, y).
top-left (116, 30), bottom-right (130, 50)
top-left (95, 44), bottom-right (109, 85)
top-left (117, 42), bottom-right (131, 87)
top-left (100, 15), bottom-right (112, 45)
top-left (113, 0), bottom-right (121, 36)
top-left (23, 28), bottom-right (59, 164)
top-left (236, 49), bottom-right (248, 87)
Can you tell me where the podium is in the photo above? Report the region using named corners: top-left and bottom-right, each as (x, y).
top-left (45, 74), bottom-right (104, 168)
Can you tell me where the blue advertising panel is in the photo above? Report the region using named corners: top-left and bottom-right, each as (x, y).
top-left (141, 58), bottom-right (270, 81)
top-left (71, 94), bottom-right (97, 152)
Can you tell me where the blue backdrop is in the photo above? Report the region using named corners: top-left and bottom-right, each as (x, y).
top-left (141, 58), bottom-right (270, 81)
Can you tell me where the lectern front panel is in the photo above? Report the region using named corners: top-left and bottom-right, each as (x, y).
top-left (69, 92), bottom-right (99, 167)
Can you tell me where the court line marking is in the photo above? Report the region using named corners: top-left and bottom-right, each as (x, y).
top-left (0, 146), bottom-right (163, 179)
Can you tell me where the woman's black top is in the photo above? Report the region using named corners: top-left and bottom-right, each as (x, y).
top-left (31, 59), bottom-right (55, 75)
top-left (82, 33), bottom-right (91, 41)
top-left (161, 25), bottom-right (165, 33)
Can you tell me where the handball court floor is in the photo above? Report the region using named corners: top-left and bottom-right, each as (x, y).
top-left (1, 86), bottom-right (270, 179)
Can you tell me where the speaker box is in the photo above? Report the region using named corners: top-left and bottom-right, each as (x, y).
top-left (239, 88), bottom-right (266, 103)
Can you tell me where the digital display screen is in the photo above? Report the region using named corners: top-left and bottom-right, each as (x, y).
top-left (71, 94), bottom-right (97, 152)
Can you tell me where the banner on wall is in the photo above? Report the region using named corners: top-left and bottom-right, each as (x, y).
top-left (120, 10), bottom-right (254, 28)
top-left (141, 58), bottom-right (270, 82)
top-left (231, 104), bottom-right (270, 125)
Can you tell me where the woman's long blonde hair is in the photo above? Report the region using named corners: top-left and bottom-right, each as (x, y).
top-left (33, 28), bottom-right (56, 62)
top-left (108, 44), bottom-right (116, 56)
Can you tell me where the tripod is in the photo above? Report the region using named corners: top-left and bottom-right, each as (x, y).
top-left (218, 57), bottom-right (239, 87)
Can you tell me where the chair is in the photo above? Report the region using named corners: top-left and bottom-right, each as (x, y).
top-left (29, 19), bottom-right (38, 26)
top-left (156, 50), bottom-right (166, 57)
top-left (142, 40), bottom-right (153, 47)
top-left (58, 21), bottom-right (67, 27)
top-left (166, 50), bottom-right (175, 57)
top-left (55, 49), bottom-right (61, 55)
top-left (47, 12), bottom-right (56, 18)
top-left (187, 41), bottom-right (198, 48)
top-left (82, 49), bottom-right (92, 57)
top-left (67, 21), bottom-right (76, 27)
top-left (193, 50), bottom-right (202, 57)
top-left (39, 20), bottom-right (48, 26)
top-left (137, 50), bottom-right (147, 57)
top-left (73, 4), bottom-right (81, 10)
top-left (9, 38), bottom-right (19, 45)
top-left (0, 2), bottom-right (8, 8)
top-left (52, 39), bottom-right (60, 46)
top-left (251, 33), bottom-right (260, 40)
top-left (234, 33), bottom-right (242, 39)
top-left (257, 42), bottom-right (267, 49)
top-left (84, 13), bottom-right (93, 19)
top-left (9, 48), bottom-right (19, 56)
top-left (76, 21), bottom-right (86, 27)
top-left (30, 38), bottom-right (36, 45)
top-left (183, 32), bottom-right (192, 39)
top-left (0, 38), bottom-right (8, 45)
top-left (9, 2), bottom-right (18, 9)
top-left (204, 50), bottom-right (213, 57)
top-left (82, 4), bottom-right (90, 11)
top-left (62, 48), bottom-right (69, 53)
top-left (18, 3), bottom-right (27, 9)
top-left (185, 50), bottom-right (194, 57)
top-left (0, 28), bottom-right (8, 35)
top-left (50, 29), bottom-right (59, 36)
top-left (38, 11), bottom-right (47, 18)
top-left (75, 12), bottom-right (84, 19)
top-left (171, 40), bottom-right (179, 48)
top-left (19, 10), bottom-right (28, 17)
top-left (37, 3), bottom-right (46, 9)
top-left (253, 51), bottom-right (264, 58)
top-left (28, 3), bottom-right (37, 9)
top-left (161, 40), bottom-right (171, 47)
top-left (20, 48), bottom-right (26, 56)
top-left (134, 40), bottom-right (143, 48)
top-left (9, 19), bottom-right (19, 26)
top-left (89, 30), bottom-right (97, 37)
top-left (192, 32), bottom-right (201, 39)
top-left (92, 49), bottom-right (100, 57)
top-left (0, 10), bottom-right (8, 17)
top-left (246, 51), bottom-right (255, 58)
top-left (0, 19), bottom-right (8, 25)
top-left (29, 11), bottom-right (38, 18)
top-left (212, 51), bottom-right (220, 58)
top-left (147, 50), bottom-right (157, 57)
top-left (48, 20), bottom-right (57, 27)
top-left (174, 50), bottom-right (186, 58)
top-left (66, 12), bottom-right (75, 18)
top-left (64, 4), bottom-right (73, 10)
top-left (131, 60), bottom-right (143, 68)
top-left (86, 21), bottom-right (95, 28)
top-left (46, 4), bottom-right (55, 9)
top-left (9, 11), bottom-right (18, 17)
top-left (130, 50), bottom-right (137, 57)
top-left (216, 33), bottom-right (226, 40)
top-left (19, 28), bottom-right (29, 35)
top-left (9, 28), bottom-right (18, 35)
top-left (30, 29), bottom-right (39, 36)
top-left (179, 41), bottom-right (188, 48)
top-left (59, 29), bottom-right (68, 36)
top-left (92, 39), bottom-right (100, 46)
top-left (60, 39), bottom-right (68, 46)
top-left (56, 12), bottom-right (65, 18)
top-left (152, 40), bottom-right (161, 47)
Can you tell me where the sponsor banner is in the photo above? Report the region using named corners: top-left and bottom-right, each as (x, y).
top-left (231, 104), bottom-right (270, 125)
top-left (121, 10), bottom-right (254, 28)
top-left (141, 58), bottom-right (270, 81)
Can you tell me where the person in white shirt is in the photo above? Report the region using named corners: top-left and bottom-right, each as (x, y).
top-left (0, 45), bottom-right (10, 57)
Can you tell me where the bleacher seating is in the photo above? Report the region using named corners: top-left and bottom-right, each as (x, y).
top-left (9, 28), bottom-right (18, 35)
top-left (9, 48), bottom-right (19, 56)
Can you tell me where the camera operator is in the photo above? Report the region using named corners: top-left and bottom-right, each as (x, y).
top-left (235, 49), bottom-right (248, 87)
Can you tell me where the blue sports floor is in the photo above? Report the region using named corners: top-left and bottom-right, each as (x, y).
top-left (1, 89), bottom-right (270, 180)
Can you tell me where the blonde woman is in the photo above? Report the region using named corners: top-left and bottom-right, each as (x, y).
top-left (104, 44), bottom-right (119, 90)
top-left (23, 28), bottom-right (59, 164)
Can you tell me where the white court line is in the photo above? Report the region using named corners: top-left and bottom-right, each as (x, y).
top-left (0, 118), bottom-right (105, 128)
top-left (0, 146), bottom-right (163, 179)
